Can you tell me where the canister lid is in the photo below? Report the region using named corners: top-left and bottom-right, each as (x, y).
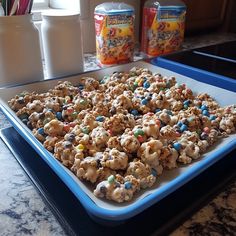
top-left (95, 2), bottom-right (134, 15)
top-left (42, 9), bottom-right (79, 17)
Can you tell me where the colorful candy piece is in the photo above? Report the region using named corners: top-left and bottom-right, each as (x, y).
top-left (108, 175), bottom-right (115, 184)
top-left (155, 108), bottom-right (161, 113)
top-left (67, 107), bottom-right (74, 113)
top-left (134, 129), bottom-right (145, 137)
top-left (177, 121), bottom-right (183, 127)
top-left (143, 81), bottom-right (150, 89)
top-left (183, 100), bottom-right (190, 106)
top-left (209, 115), bottom-right (216, 121)
top-left (180, 124), bottom-right (188, 132)
top-left (76, 144), bottom-right (85, 151)
top-left (201, 132), bottom-right (208, 140)
top-left (22, 118), bottom-right (28, 125)
top-left (80, 99), bottom-right (87, 105)
top-left (18, 113), bottom-right (28, 120)
top-left (96, 116), bottom-right (105, 122)
top-left (141, 98), bottom-right (148, 105)
top-left (131, 109), bottom-right (139, 116)
top-left (203, 127), bottom-right (210, 134)
top-left (38, 127), bottom-right (45, 135)
top-left (81, 127), bottom-right (89, 134)
top-left (63, 124), bottom-right (70, 133)
top-left (151, 168), bottom-right (157, 177)
top-left (124, 181), bottom-right (132, 189)
top-left (173, 142), bottom-right (181, 151)
top-left (137, 135), bottom-right (145, 143)
top-left (202, 110), bottom-right (209, 116)
top-left (201, 105), bottom-right (208, 111)
top-left (56, 112), bottom-right (62, 120)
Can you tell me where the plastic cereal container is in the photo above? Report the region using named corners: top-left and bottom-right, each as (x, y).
top-left (94, 2), bottom-right (135, 66)
top-left (141, 0), bottom-right (186, 57)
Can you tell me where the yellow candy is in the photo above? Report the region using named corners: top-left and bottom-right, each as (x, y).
top-left (76, 144), bottom-right (85, 151)
top-left (65, 96), bottom-right (71, 102)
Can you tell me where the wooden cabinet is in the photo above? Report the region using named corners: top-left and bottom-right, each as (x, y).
top-left (140, 0), bottom-right (232, 33)
top-left (182, 0), bottom-right (228, 31)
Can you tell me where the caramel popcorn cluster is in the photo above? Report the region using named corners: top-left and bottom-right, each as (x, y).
top-left (8, 67), bottom-right (236, 203)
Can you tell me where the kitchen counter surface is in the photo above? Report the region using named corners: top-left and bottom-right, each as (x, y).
top-left (0, 33), bottom-right (236, 236)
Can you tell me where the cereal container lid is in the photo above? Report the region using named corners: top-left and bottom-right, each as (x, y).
top-left (95, 2), bottom-right (134, 15)
top-left (144, 0), bottom-right (186, 9)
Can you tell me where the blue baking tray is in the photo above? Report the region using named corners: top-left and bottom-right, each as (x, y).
top-left (1, 126), bottom-right (235, 234)
top-left (152, 55), bottom-right (236, 92)
top-left (0, 61), bottom-right (236, 224)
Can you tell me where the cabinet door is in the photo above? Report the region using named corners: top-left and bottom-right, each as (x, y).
top-left (182, 0), bottom-right (228, 31)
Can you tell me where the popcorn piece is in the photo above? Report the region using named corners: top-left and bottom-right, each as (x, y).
top-left (126, 160), bottom-right (156, 189)
top-left (138, 140), bottom-right (163, 167)
top-left (8, 66), bottom-right (236, 203)
top-left (101, 148), bottom-right (128, 170)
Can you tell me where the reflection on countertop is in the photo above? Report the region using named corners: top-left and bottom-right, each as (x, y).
top-left (0, 32), bottom-right (236, 236)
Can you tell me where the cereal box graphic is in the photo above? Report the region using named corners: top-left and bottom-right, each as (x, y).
top-left (141, 6), bottom-right (186, 57)
top-left (95, 3), bottom-right (135, 66)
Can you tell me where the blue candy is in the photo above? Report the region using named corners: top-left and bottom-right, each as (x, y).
top-left (56, 112), bottom-right (62, 120)
top-left (131, 109), bottom-right (139, 116)
top-left (38, 127), bottom-right (45, 135)
top-left (202, 110), bottom-right (209, 116)
top-left (141, 98), bottom-right (148, 105)
top-left (78, 84), bottom-right (84, 90)
top-left (124, 181), bottom-right (132, 189)
top-left (173, 142), bottom-right (181, 151)
top-left (210, 115), bottom-right (216, 121)
top-left (180, 124), bottom-right (188, 132)
top-left (183, 100), bottom-right (190, 106)
top-left (143, 81), bottom-right (150, 89)
top-left (201, 105), bottom-right (208, 111)
top-left (22, 119), bottom-right (28, 125)
top-left (177, 121), bottom-right (183, 127)
top-left (96, 116), bottom-right (104, 122)
top-left (151, 168), bottom-right (157, 177)
top-left (155, 108), bottom-right (161, 113)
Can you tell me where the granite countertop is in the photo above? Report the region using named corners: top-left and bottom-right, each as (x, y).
top-left (0, 33), bottom-right (236, 236)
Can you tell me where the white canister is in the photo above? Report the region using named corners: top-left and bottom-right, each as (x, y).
top-left (0, 14), bottom-right (44, 87)
top-left (41, 11), bottom-right (84, 78)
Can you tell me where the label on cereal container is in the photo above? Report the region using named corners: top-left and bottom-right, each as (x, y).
top-left (141, 6), bottom-right (186, 57)
top-left (95, 12), bottom-right (135, 66)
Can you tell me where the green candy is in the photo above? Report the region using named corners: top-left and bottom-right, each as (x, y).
top-left (80, 99), bottom-right (87, 105)
top-left (18, 113), bottom-right (28, 120)
top-left (43, 118), bottom-right (51, 125)
top-left (108, 175), bottom-right (115, 184)
top-left (134, 129), bottom-right (145, 137)
top-left (18, 92), bottom-right (26, 97)
top-left (196, 129), bottom-right (202, 135)
top-left (81, 127), bottom-right (89, 134)
top-left (187, 116), bottom-right (195, 122)
top-left (72, 112), bottom-right (78, 119)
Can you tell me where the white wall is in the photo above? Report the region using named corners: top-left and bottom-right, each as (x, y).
top-left (35, 0), bottom-right (141, 54)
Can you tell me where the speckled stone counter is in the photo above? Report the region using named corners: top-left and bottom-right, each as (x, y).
top-left (0, 33), bottom-right (236, 236)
